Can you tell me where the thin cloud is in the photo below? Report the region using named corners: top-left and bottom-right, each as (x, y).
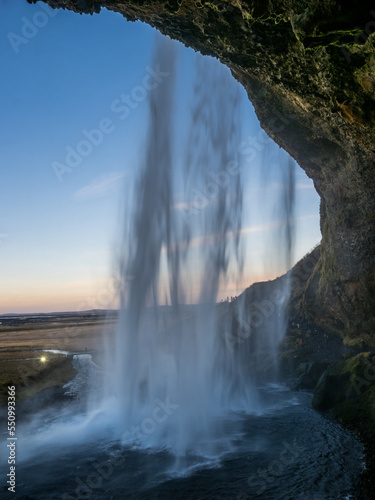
top-left (173, 199), bottom-right (215, 211)
top-left (296, 182), bottom-right (315, 190)
top-left (186, 225), bottom-right (268, 249)
top-left (73, 172), bottom-right (126, 201)
top-left (296, 213), bottom-right (319, 221)
top-left (161, 223), bottom-right (274, 254)
top-left (162, 214), bottom-right (319, 254)
top-left (173, 201), bottom-right (196, 211)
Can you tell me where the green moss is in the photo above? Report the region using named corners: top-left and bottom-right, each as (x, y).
top-left (312, 352), bottom-right (375, 456)
top-left (302, 28), bottom-right (365, 49)
top-left (330, 352), bottom-right (371, 375)
top-left (365, 209), bottom-right (375, 224)
top-left (344, 334), bottom-right (375, 349)
top-left (318, 246), bottom-right (337, 292)
top-left (310, 358), bottom-right (375, 489)
top-left (317, 221), bottom-right (339, 301)
top-left (314, 353), bottom-right (375, 404)
top-left (335, 384), bottom-right (375, 434)
top-left (242, 11), bottom-right (290, 29)
top-left (194, 1), bottom-right (227, 12)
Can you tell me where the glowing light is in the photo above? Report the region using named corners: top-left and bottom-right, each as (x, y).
top-left (40, 356), bottom-right (47, 363)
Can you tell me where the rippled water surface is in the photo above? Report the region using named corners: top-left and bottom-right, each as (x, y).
top-left (5, 386), bottom-right (363, 500)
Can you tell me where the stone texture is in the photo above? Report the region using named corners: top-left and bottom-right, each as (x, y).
top-left (29, 0), bottom-right (375, 338)
top-left (312, 352), bottom-right (375, 428)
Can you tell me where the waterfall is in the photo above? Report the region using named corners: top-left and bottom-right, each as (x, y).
top-left (102, 34), bottom-right (295, 457)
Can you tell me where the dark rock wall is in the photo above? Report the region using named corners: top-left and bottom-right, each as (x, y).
top-left (29, 0), bottom-right (375, 338)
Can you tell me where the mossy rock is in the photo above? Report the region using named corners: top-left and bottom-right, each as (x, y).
top-left (312, 367), bottom-right (350, 410)
top-left (313, 352), bottom-right (375, 422)
top-left (295, 361), bottom-right (330, 390)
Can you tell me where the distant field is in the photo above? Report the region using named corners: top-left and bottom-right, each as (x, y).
top-left (0, 306), bottom-right (227, 404)
top-left (0, 311), bottom-right (116, 403)
top-left (0, 311), bottom-right (116, 359)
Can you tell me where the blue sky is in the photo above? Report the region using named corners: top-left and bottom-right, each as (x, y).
top-left (0, 0), bottom-right (321, 313)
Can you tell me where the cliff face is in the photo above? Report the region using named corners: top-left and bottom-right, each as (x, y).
top-left (30, 0), bottom-right (375, 339)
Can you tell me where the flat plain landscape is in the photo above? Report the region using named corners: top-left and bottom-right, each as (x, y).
top-left (0, 311), bottom-right (116, 404)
